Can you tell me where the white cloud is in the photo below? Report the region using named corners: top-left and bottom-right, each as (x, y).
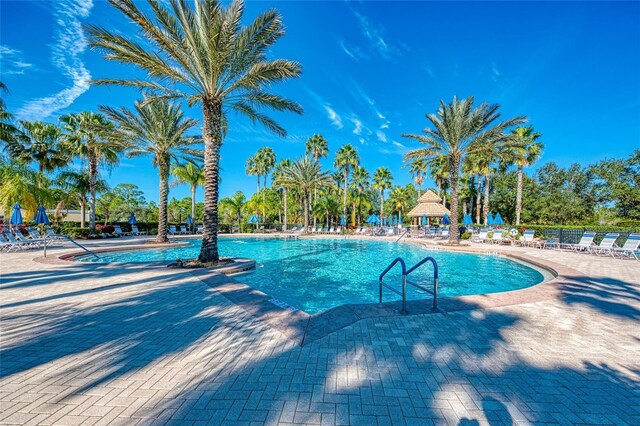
top-left (324, 105), bottom-right (343, 129)
top-left (16, 0), bottom-right (93, 121)
top-left (351, 117), bottom-right (363, 135)
top-left (0, 46), bottom-right (33, 75)
top-left (491, 62), bottom-right (501, 82)
top-left (350, 10), bottom-right (397, 60)
top-left (376, 130), bottom-right (387, 143)
top-left (380, 123), bottom-right (390, 129)
top-left (339, 40), bottom-right (368, 61)
top-left (392, 141), bottom-right (405, 148)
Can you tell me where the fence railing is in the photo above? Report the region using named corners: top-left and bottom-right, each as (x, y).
top-left (542, 229), bottom-right (637, 245)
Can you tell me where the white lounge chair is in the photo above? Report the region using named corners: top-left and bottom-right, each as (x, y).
top-left (196, 224), bottom-right (204, 234)
top-left (3, 231), bottom-right (35, 250)
top-left (517, 230), bottom-right (535, 246)
top-left (568, 232), bottom-right (597, 252)
top-left (590, 233), bottom-right (619, 256)
top-left (131, 225), bottom-right (147, 236)
top-left (489, 230), bottom-right (504, 244)
top-left (474, 229), bottom-right (489, 242)
top-left (612, 233), bottom-right (640, 260)
top-left (114, 225), bottom-right (130, 236)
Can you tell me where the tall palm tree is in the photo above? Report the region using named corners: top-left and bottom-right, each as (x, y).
top-left (428, 154), bottom-right (449, 200)
top-left (408, 159), bottom-right (427, 197)
top-left (334, 144), bottom-right (359, 219)
top-left (255, 146), bottom-right (275, 220)
top-left (102, 98), bottom-right (200, 243)
top-left (388, 186), bottom-right (411, 222)
top-left (403, 96), bottom-right (526, 243)
top-left (172, 162), bottom-right (205, 228)
top-left (245, 155), bottom-right (261, 193)
top-left (373, 167), bottom-right (393, 222)
top-left (0, 82), bottom-right (25, 146)
top-left (350, 166), bottom-right (370, 224)
top-left (511, 126), bottom-right (543, 225)
top-left (220, 191), bottom-right (246, 230)
top-left (274, 157), bottom-right (332, 232)
top-left (313, 194), bottom-right (339, 228)
top-left (305, 134), bottom-right (329, 226)
top-left (7, 121), bottom-right (68, 175)
top-left (273, 158), bottom-right (291, 230)
top-left (60, 112), bottom-right (124, 234)
top-left (463, 156), bottom-right (484, 225)
top-left (0, 160), bottom-right (51, 219)
top-left (87, 0), bottom-right (302, 262)
top-left (56, 171), bottom-right (107, 228)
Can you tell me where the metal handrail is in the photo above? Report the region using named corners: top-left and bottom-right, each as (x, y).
top-left (395, 230), bottom-right (408, 242)
top-left (406, 256), bottom-right (439, 310)
top-left (378, 256), bottom-right (438, 314)
top-left (43, 234), bottom-right (100, 259)
top-left (378, 257), bottom-right (407, 312)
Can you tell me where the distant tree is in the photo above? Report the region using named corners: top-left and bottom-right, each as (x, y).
top-left (334, 144), bottom-right (359, 219)
top-left (373, 167), bottom-right (393, 223)
top-left (172, 162), bottom-right (205, 227)
top-left (57, 171), bottom-right (107, 228)
top-left (510, 126), bottom-right (543, 225)
top-left (7, 121), bottom-right (68, 175)
top-left (221, 191), bottom-right (247, 230)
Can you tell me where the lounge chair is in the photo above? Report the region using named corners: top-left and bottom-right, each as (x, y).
top-left (114, 225), bottom-right (130, 236)
top-left (590, 233), bottom-right (619, 256)
top-left (516, 230), bottom-right (535, 246)
top-left (612, 233), bottom-right (640, 260)
top-left (180, 225), bottom-right (188, 235)
top-left (196, 224), bottom-right (204, 234)
top-left (44, 226), bottom-right (65, 241)
top-left (3, 230), bottom-right (34, 250)
top-left (439, 228), bottom-right (450, 239)
top-left (568, 232), bottom-right (597, 252)
top-left (0, 232), bottom-right (14, 252)
top-left (473, 229), bottom-right (489, 243)
top-left (168, 225), bottom-right (177, 235)
top-left (489, 230), bottom-right (504, 244)
top-left (131, 225), bottom-right (147, 236)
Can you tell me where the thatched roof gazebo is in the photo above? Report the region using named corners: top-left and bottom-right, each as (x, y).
top-left (407, 189), bottom-right (451, 225)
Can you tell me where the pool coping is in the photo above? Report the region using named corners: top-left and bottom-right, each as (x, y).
top-left (35, 236), bottom-right (585, 346)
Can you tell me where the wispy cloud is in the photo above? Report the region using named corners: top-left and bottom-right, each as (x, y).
top-left (348, 7), bottom-right (398, 60)
top-left (324, 105), bottom-right (343, 129)
top-left (0, 45), bottom-right (33, 75)
top-left (376, 130), bottom-right (387, 143)
top-left (16, 0), bottom-right (93, 120)
top-left (351, 117), bottom-right (363, 135)
top-left (491, 62), bottom-right (501, 82)
top-left (338, 40), bottom-right (368, 61)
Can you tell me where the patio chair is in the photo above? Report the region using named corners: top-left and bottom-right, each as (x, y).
top-left (590, 233), bottom-right (620, 257)
top-left (516, 230), bottom-right (535, 246)
top-left (568, 232), bottom-right (597, 252)
top-left (196, 224), bottom-right (204, 234)
top-left (489, 230), bottom-right (504, 244)
top-left (168, 225), bottom-right (177, 235)
top-left (180, 225), bottom-right (188, 235)
top-left (44, 226), bottom-right (65, 241)
top-left (114, 225), bottom-right (130, 236)
top-left (131, 225), bottom-right (147, 236)
top-left (474, 229), bottom-right (489, 243)
top-left (4, 230), bottom-right (38, 249)
top-left (0, 232), bottom-right (19, 252)
top-left (439, 228), bottom-right (450, 239)
top-left (612, 233), bottom-right (640, 260)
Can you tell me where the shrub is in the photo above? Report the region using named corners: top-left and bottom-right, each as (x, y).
top-left (461, 232), bottom-right (472, 240)
top-left (66, 227), bottom-right (90, 239)
top-left (96, 224), bottom-right (115, 235)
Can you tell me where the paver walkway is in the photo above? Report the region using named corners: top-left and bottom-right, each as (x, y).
top-left (1, 237), bottom-right (639, 425)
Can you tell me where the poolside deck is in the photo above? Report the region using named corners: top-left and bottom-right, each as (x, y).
top-left (1, 236), bottom-right (639, 425)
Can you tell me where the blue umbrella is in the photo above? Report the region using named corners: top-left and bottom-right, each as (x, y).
top-left (340, 214), bottom-right (346, 226)
top-left (247, 215), bottom-right (260, 223)
top-left (186, 214), bottom-right (193, 225)
top-left (441, 213), bottom-right (450, 225)
top-left (128, 212), bottom-right (137, 225)
top-left (33, 206), bottom-right (50, 225)
top-left (10, 203), bottom-right (22, 226)
top-left (494, 213), bottom-right (504, 225)
top-left (365, 215), bottom-right (376, 224)
top-left (422, 214), bottom-right (427, 226)
top-left (487, 213), bottom-right (495, 225)
top-left (463, 213), bottom-right (472, 225)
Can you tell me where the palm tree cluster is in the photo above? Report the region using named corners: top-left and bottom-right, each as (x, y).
top-left (403, 96), bottom-right (543, 243)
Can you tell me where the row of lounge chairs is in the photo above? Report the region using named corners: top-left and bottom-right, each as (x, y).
top-left (309, 226), bottom-right (343, 234)
top-left (168, 225), bottom-right (204, 235)
top-left (472, 228), bottom-right (640, 260)
top-left (0, 227), bottom-right (61, 252)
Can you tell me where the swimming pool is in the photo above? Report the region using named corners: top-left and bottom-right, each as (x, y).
top-left (74, 237), bottom-right (546, 314)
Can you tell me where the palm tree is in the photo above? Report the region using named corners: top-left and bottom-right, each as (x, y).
top-left (56, 171), bottom-right (107, 228)
top-left (305, 134), bottom-right (329, 226)
top-left (463, 156), bottom-right (484, 225)
top-left (172, 162), bottom-right (205, 229)
top-left (87, 0), bottom-right (303, 263)
top-left (350, 166), bottom-right (370, 224)
top-left (254, 146), bottom-right (276, 220)
top-left (274, 157), bottom-right (332, 232)
top-left (60, 112), bottom-right (124, 234)
top-left (313, 195), bottom-right (339, 228)
top-left (334, 144), bottom-right (359, 219)
top-left (428, 155), bottom-right (449, 201)
top-left (273, 158), bottom-right (291, 230)
top-left (388, 186), bottom-right (410, 222)
top-left (511, 126), bottom-right (543, 225)
top-left (408, 159), bottom-right (427, 197)
top-left (373, 167), bottom-right (393, 222)
top-left (245, 155), bottom-right (261, 193)
top-left (7, 121), bottom-right (68, 175)
top-left (102, 98), bottom-right (200, 243)
top-left (0, 160), bottom-right (51, 219)
top-left (0, 82), bottom-right (25, 146)
top-left (403, 96), bottom-right (526, 243)
top-left (220, 191), bottom-right (246, 230)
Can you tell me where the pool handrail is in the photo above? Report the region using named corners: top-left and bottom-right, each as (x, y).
top-left (379, 255), bottom-right (439, 313)
top-left (42, 233), bottom-right (100, 259)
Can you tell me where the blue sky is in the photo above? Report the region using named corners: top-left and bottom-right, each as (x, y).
top-left (2, 1), bottom-right (639, 204)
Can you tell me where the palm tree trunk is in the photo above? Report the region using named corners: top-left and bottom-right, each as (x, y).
top-left (191, 184), bottom-right (196, 230)
top-left (380, 190), bottom-right (384, 224)
top-left (449, 157), bottom-right (460, 243)
top-left (475, 174), bottom-right (482, 225)
top-left (283, 188), bottom-right (288, 231)
top-left (198, 99), bottom-right (222, 263)
top-left (80, 201), bottom-right (86, 228)
top-left (483, 171), bottom-right (490, 225)
top-left (157, 158), bottom-right (170, 243)
top-left (343, 169), bottom-right (348, 217)
top-left (515, 164), bottom-right (523, 225)
top-left (88, 148), bottom-right (98, 234)
top-left (303, 191), bottom-right (310, 232)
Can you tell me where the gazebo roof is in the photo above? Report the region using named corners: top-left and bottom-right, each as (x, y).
top-left (407, 189), bottom-right (451, 217)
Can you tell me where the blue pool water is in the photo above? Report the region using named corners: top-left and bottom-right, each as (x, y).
top-left (75, 237), bottom-right (545, 314)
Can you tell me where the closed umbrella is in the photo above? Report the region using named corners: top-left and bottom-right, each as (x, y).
top-left (34, 206), bottom-right (50, 225)
top-left (422, 214), bottom-right (427, 226)
top-left (186, 214), bottom-right (193, 225)
top-left (441, 213), bottom-right (450, 225)
top-left (340, 214), bottom-right (346, 226)
top-left (494, 213), bottom-right (504, 225)
top-left (128, 212), bottom-right (137, 225)
top-left (487, 213), bottom-right (495, 225)
top-left (247, 215), bottom-right (260, 223)
top-left (10, 203), bottom-right (22, 228)
top-left (463, 213), bottom-right (472, 225)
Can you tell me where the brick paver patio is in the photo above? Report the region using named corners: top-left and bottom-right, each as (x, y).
top-left (1, 236), bottom-right (639, 425)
